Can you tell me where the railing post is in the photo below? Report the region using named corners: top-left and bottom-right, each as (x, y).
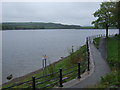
top-left (87, 51), bottom-right (90, 71)
top-left (32, 76), bottom-right (35, 90)
top-left (59, 68), bottom-right (63, 87)
top-left (78, 63), bottom-right (81, 79)
top-left (86, 37), bottom-right (90, 71)
top-left (86, 37), bottom-right (88, 51)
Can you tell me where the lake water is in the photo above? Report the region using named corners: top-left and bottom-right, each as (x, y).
top-left (2, 29), bottom-right (119, 83)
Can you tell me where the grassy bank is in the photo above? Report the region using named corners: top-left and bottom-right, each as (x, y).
top-left (93, 35), bottom-right (120, 88)
top-left (2, 45), bottom-right (87, 88)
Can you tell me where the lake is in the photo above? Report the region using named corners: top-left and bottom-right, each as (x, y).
top-left (2, 29), bottom-right (118, 83)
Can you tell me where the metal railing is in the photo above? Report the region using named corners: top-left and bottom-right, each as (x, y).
top-left (3, 61), bottom-right (88, 89)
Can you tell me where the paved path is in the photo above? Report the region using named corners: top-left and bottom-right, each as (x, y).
top-left (98, 38), bottom-right (107, 60)
top-left (63, 37), bottom-right (110, 88)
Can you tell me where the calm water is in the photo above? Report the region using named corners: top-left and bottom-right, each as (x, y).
top-left (2, 29), bottom-right (118, 83)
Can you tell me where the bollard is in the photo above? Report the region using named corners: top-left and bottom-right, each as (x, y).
top-left (32, 76), bottom-right (35, 90)
top-left (78, 63), bottom-right (81, 79)
top-left (59, 68), bottom-right (63, 87)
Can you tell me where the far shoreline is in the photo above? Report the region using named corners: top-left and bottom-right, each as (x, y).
top-left (1, 28), bottom-right (118, 31)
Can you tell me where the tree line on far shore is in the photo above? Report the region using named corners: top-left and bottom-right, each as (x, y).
top-left (2, 22), bottom-right (83, 30)
top-left (1, 22), bottom-right (117, 30)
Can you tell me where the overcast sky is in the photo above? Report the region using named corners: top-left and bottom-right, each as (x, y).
top-left (2, 2), bottom-right (101, 26)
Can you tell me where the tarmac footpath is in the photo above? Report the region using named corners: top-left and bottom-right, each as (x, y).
top-left (62, 37), bottom-right (110, 88)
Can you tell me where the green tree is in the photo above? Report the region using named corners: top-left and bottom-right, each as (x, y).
top-left (92, 2), bottom-right (116, 38)
top-left (109, 1), bottom-right (120, 34)
top-left (118, 1), bottom-right (120, 34)
top-left (114, 1), bottom-right (120, 34)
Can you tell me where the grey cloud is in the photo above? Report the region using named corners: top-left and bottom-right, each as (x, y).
top-left (2, 2), bottom-right (101, 26)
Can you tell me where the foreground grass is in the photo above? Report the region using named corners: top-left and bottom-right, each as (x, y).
top-left (94, 35), bottom-right (120, 88)
top-left (3, 45), bottom-right (87, 88)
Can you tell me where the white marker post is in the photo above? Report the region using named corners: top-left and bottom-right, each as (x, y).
top-left (42, 55), bottom-right (47, 76)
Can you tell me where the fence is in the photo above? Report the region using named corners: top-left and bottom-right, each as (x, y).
top-left (3, 61), bottom-right (89, 89)
top-left (3, 36), bottom-right (94, 89)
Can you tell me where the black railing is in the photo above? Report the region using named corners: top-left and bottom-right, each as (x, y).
top-left (3, 61), bottom-right (88, 89)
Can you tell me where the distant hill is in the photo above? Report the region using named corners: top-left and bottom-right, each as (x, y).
top-left (2, 22), bottom-right (82, 30)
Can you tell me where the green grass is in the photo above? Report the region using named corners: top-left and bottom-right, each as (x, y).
top-left (106, 35), bottom-right (119, 70)
top-left (2, 45), bottom-right (87, 89)
top-left (94, 35), bottom-right (120, 88)
top-left (95, 70), bottom-right (120, 88)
